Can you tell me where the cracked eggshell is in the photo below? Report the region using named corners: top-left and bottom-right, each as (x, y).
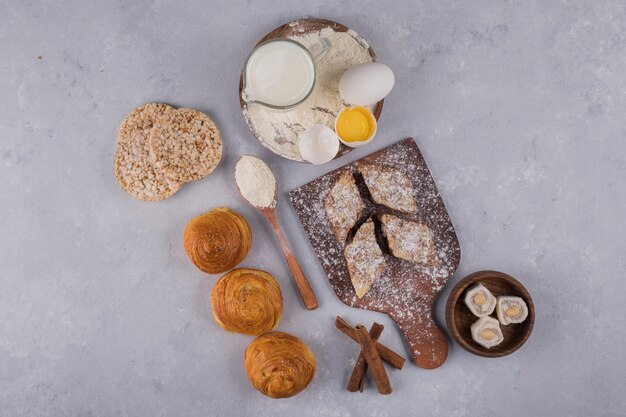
top-left (339, 62), bottom-right (395, 106)
top-left (298, 124), bottom-right (340, 165)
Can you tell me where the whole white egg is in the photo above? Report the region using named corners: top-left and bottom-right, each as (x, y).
top-left (339, 62), bottom-right (395, 106)
top-left (298, 124), bottom-right (340, 165)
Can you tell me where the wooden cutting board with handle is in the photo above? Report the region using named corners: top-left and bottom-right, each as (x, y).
top-left (289, 138), bottom-right (460, 369)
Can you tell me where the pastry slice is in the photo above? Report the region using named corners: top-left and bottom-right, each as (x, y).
top-left (324, 171), bottom-right (365, 243)
top-left (380, 214), bottom-right (437, 266)
top-left (344, 219), bottom-right (386, 298)
top-left (359, 164), bottom-right (417, 213)
top-left (496, 296), bottom-right (529, 325)
top-left (464, 283), bottom-right (496, 317)
top-left (470, 316), bottom-right (504, 349)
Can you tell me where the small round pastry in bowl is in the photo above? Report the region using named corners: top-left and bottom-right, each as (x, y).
top-left (211, 268), bottom-right (283, 335)
top-left (244, 332), bottom-right (315, 399)
top-left (183, 207), bottom-right (252, 274)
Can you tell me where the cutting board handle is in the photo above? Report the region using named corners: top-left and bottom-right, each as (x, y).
top-left (388, 309), bottom-right (448, 369)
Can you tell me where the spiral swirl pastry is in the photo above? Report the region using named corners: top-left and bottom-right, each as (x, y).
top-left (183, 207), bottom-right (252, 274)
top-left (211, 268), bottom-right (283, 335)
top-left (244, 332), bottom-right (316, 399)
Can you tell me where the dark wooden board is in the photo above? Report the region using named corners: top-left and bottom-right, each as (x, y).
top-left (239, 18), bottom-right (384, 162)
top-left (445, 271), bottom-right (535, 357)
top-left (289, 138), bottom-right (461, 369)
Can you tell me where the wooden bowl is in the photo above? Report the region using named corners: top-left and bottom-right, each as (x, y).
top-left (445, 271), bottom-right (535, 357)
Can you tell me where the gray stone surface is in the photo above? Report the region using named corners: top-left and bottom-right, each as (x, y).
top-left (1, 0), bottom-right (625, 416)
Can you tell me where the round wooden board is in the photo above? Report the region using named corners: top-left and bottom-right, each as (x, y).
top-left (445, 271), bottom-right (535, 358)
top-left (239, 18), bottom-right (384, 163)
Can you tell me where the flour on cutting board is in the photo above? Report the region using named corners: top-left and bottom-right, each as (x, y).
top-left (289, 139), bottom-right (461, 366)
top-left (244, 27), bottom-right (376, 161)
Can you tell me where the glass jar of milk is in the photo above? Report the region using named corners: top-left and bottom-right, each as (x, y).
top-left (241, 37), bottom-right (332, 109)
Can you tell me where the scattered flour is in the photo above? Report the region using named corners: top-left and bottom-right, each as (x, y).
top-left (289, 139), bottom-right (461, 365)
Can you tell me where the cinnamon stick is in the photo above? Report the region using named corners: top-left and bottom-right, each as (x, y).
top-left (335, 316), bottom-right (405, 369)
top-left (355, 325), bottom-right (392, 395)
top-left (347, 323), bottom-right (384, 392)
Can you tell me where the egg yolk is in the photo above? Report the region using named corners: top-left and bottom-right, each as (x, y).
top-left (336, 106), bottom-right (375, 142)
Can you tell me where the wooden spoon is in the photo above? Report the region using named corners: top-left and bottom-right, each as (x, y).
top-left (235, 155), bottom-right (318, 310)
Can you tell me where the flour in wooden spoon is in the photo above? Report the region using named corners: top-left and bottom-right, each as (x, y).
top-left (235, 155), bottom-right (276, 208)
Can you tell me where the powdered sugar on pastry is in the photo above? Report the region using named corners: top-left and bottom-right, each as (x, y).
top-left (359, 164), bottom-right (417, 213)
top-left (381, 214), bottom-right (437, 266)
top-left (289, 139), bottom-right (461, 367)
top-left (324, 170), bottom-right (364, 242)
top-left (344, 219), bottom-right (385, 298)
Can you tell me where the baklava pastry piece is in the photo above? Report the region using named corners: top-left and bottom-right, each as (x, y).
top-left (464, 283), bottom-right (497, 317)
top-left (183, 207), bottom-right (252, 274)
top-left (496, 296), bottom-right (529, 325)
top-left (344, 219), bottom-right (386, 298)
top-left (325, 170), bottom-right (365, 243)
top-left (470, 316), bottom-right (504, 349)
top-left (380, 214), bottom-right (437, 266)
top-left (245, 332), bottom-right (316, 399)
top-left (211, 268), bottom-right (283, 335)
top-left (359, 164), bottom-right (417, 213)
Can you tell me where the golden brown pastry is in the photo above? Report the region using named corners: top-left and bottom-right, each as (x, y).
top-left (183, 207), bottom-right (251, 274)
top-left (380, 214), bottom-right (437, 266)
top-left (344, 219), bottom-right (386, 298)
top-left (325, 170), bottom-right (365, 243)
top-left (359, 164), bottom-right (417, 213)
top-left (211, 268), bottom-right (282, 335)
top-left (244, 332), bottom-right (316, 399)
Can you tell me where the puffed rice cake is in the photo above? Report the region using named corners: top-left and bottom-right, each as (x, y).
top-left (149, 107), bottom-right (222, 182)
top-left (114, 103), bottom-right (183, 202)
